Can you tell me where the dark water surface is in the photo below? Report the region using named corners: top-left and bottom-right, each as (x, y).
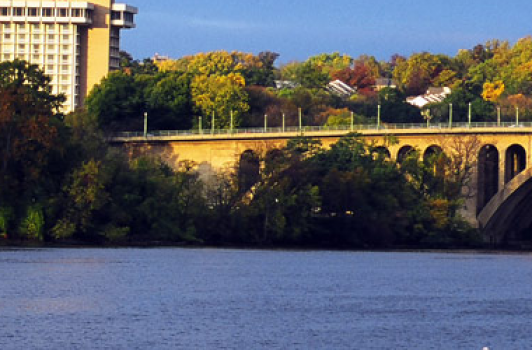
top-left (0, 248), bottom-right (531, 349)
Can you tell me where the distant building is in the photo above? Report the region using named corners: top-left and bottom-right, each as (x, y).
top-left (152, 52), bottom-right (169, 63)
top-left (0, 0), bottom-right (137, 112)
top-left (374, 78), bottom-right (397, 91)
top-left (407, 87), bottom-right (452, 108)
top-left (274, 80), bottom-right (297, 90)
top-left (327, 79), bottom-right (356, 98)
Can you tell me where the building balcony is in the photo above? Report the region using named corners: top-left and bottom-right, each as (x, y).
top-left (111, 3), bottom-right (138, 29)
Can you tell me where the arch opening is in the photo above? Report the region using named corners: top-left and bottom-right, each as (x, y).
top-left (505, 144), bottom-right (526, 184)
top-left (477, 145), bottom-right (499, 214)
top-left (373, 146), bottom-right (391, 159)
top-left (423, 145), bottom-right (445, 177)
top-left (397, 146), bottom-right (414, 163)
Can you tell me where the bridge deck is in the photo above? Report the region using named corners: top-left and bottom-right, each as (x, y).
top-left (109, 122), bottom-right (532, 143)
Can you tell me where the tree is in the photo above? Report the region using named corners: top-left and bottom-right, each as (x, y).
top-left (190, 73), bottom-right (249, 128)
top-left (145, 72), bottom-right (192, 130)
top-left (482, 80), bottom-right (505, 102)
top-left (393, 53), bottom-right (443, 95)
top-left (0, 60), bottom-right (65, 201)
top-left (86, 71), bottom-right (144, 131)
top-left (332, 63), bottom-right (375, 94)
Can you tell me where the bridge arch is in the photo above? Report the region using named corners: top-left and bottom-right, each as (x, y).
top-left (238, 150), bottom-right (260, 193)
top-left (397, 146), bottom-right (414, 163)
top-left (373, 146), bottom-right (391, 159)
top-left (477, 144), bottom-right (499, 214)
top-left (505, 144), bottom-right (526, 184)
top-left (479, 167), bottom-right (532, 244)
top-left (423, 145), bottom-right (445, 177)
top-left (423, 145), bottom-right (443, 162)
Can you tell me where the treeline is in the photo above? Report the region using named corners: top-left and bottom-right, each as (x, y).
top-left (88, 38), bottom-right (532, 133)
top-left (0, 59), bottom-right (481, 247)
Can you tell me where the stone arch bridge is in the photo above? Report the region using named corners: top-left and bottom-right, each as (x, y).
top-left (111, 125), bottom-right (532, 243)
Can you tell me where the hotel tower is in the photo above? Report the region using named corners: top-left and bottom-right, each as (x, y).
top-left (0, 0), bottom-right (137, 112)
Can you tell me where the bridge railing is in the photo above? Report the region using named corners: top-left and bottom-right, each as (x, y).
top-left (111, 121), bottom-right (532, 139)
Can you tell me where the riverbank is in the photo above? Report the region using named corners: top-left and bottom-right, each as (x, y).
top-left (2, 238), bottom-right (531, 255)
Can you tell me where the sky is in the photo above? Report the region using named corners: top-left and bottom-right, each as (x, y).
top-left (122, 0), bottom-right (532, 63)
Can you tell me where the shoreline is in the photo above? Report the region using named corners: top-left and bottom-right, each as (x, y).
top-left (1, 240), bottom-right (531, 255)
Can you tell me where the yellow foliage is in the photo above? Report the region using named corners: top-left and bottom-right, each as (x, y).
top-left (482, 80), bottom-right (505, 102)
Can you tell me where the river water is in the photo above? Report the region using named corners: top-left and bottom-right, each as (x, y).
top-left (0, 248), bottom-right (531, 349)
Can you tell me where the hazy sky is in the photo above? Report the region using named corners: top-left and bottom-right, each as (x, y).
top-left (122, 0), bottom-right (532, 63)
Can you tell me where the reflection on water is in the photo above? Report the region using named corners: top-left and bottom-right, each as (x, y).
top-left (1, 248), bottom-right (532, 349)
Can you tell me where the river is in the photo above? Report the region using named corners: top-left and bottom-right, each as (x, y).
top-left (0, 248), bottom-right (531, 349)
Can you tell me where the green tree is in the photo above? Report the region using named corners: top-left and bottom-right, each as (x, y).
top-left (86, 71), bottom-right (144, 131)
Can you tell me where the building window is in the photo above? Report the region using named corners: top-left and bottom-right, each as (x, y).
top-left (62, 34), bottom-right (69, 41)
top-left (28, 8), bottom-right (39, 17)
top-left (48, 34), bottom-right (55, 40)
top-left (58, 8), bottom-right (69, 17)
top-left (72, 9), bottom-right (82, 17)
top-left (42, 8), bottom-right (54, 17)
top-left (111, 11), bottom-right (121, 20)
top-left (33, 34), bottom-right (40, 40)
top-left (4, 34), bottom-right (10, 40)
top-left (13, 8), bottom-right (25, 16)
top-left (47, 45), bottom-right (55, 50)
top-left (18, 34), bottom-right (25, 40)
top-left (0, 8), bottom-right (10, 16)
top-left (32, 55), bottom-right (40, 60)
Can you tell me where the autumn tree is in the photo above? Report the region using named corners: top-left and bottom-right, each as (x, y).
top-left (0, 60), bottom-right (64, 197)
top-left (190, 73), bottom-right (249, 128)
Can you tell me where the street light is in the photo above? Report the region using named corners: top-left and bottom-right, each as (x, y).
top-left (449, 103), bottom-right (453, 128)
top-left (230, 110), bottom-right (234, 133)
top-left (199, 116), bottom-right (203, 134)
top-left (377, 104), bottom-right (381, 129)
top-left (299, 108), bottom-right (303, 133)
top-left (468, 102), bottom-right (472, 128)
top-left (143, 112), bottom-right (148, 138)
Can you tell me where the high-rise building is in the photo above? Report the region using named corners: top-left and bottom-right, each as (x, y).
top-left (0, 0), bottom-right (137, 112)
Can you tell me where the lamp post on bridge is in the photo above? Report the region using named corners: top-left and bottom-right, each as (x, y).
top-left (497, 107), bottom-right (501, 127)
top-left (449, 103), bottom-right (453, 129)
top-left (377, 104), bottom-right (381, 129)
top-left (468, 102), bottom-right (472, 128)
top-left (264, 114), bottom-right (268, 132)
top-left (230, 110), bottom-right (234, 134)
top-left (282, 112), bottom-right (286, 132)
top-left (211, 111), bottom-right (215, 135)
top-left (350, 111), bottom-right (354, 131)
top-left (516, 107), bottom-right (520, 126)
top-left (199, 116), bottom-right (203, 134)
top-left (299, 108), bottom-right (303, 134)
top-left (143, 112), bottom-right (148, 138)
